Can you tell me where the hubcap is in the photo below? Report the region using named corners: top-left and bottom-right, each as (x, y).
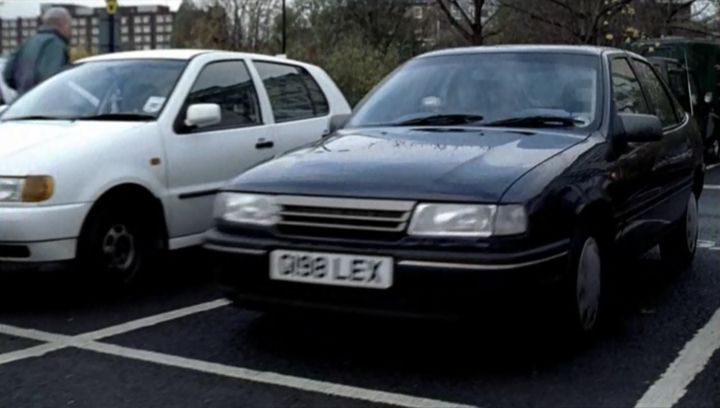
top-left (102, 224), bottom-right (136, 272)
top-left (576, 237), bottom-right (602, 332)
top-left (686, 194), bottom-right (699, 253)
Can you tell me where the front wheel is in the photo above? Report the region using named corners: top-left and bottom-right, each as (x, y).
top-left (77, 204), bottom-right (158, 287)
top-left (558, 228), bottom-right (605, 339)
top-left (660, 192), bottom-right (699, 271)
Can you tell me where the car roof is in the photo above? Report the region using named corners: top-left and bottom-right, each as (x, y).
top-left (418, 44), bottom-right (619, 59)
top-left (78, 49), bottom-right (311, 66)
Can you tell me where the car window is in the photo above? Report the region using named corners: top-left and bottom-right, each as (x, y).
top-left (348, 52), bottom-right (601, 129)
top-left (611, 58), bottom-right (650, 114)
top-left (633, 59), bottom-right (680, 127)
top-left (254, 61), bottom-right (329, 123)
top-left (182, 60), bottom-right (261, 131)
top-left (2, 60), bottom-right (186, 120)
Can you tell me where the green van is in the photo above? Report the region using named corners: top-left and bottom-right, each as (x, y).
top-left (632, 37), bottom-right (720, 162)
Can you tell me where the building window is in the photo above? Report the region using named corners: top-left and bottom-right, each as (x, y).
top-left (93, 27), bottom-right (99, 35)
top-left (413, 6), bottom-right (423, 20)
top-left (143, 26), bottom-right (150, 34)
top-left (121, 17), bottom-right (128, 25)
top-left (157, 25), bottom-right (164, 33)
top-left (121, 26), bottom-right (128, 34)
top-left (144, 35), bottom-right (151, 43)
top-left (165, 24), bottom-right (172, 32)
top-left (79, 28), bottom-right (86, 36)
top-left (143, 16), bottom-right (150, 24)
top-left (92, 17), bottom-right (99, 26)
top-left (122, 35), bottom-right (129, 43)
top-left (134, 16), bottom-right (142, 24)
top-left (134, 35), bottom-right (142, 43)
top-left (72, 28), bottom-right (78, 36)
top-left (143, 45), bottom-right (151, 50)
top-left (78, 19), bottom-right (86, 27)
top-left (21, 29), bottom-right (28, 36)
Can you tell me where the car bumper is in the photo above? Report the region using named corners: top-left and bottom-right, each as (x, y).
top-left (0, 203), bottom-right (90, 263)
top-left (206, 230), bottom-right (570, 319)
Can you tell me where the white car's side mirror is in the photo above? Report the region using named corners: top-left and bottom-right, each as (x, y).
top-left (185, 103), bottom-right (222, 129)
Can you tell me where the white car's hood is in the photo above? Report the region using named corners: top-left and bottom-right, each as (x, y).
top-left (0, 120), bottom-right (148, 174)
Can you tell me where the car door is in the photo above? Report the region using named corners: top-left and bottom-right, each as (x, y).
top-left (163, 59), bottom-right (276, 242)
top-left (251, 60), bottom-right (332, 152)
top-left (631, 58), bottom-right (696, 226)
top-left (607, 56), bottom-right (666, 254)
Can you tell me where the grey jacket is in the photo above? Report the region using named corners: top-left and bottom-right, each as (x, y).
top-left (2, 27), bottom-right (69, 95)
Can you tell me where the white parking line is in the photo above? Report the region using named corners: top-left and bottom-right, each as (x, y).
top-left (705, 185), bottom-right (720, 190)
top-left (0, 300), bottom-right (476, 408)
top-left (707, 163), bottom-right (720, 171)
top-left (84, 341), bottom-right (475, 408)
top-left (77, 298), bottom-right (231, 341)
top-left (635, 308), bottom-right (720, 408)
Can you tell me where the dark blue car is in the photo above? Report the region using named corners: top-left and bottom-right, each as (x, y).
top-left (205, 46), bottom-right (705, 338)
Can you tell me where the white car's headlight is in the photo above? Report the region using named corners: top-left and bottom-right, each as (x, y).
top-left (0, 176), bottom-right (54, 202)
top-left (408, 203), bottom-right (526, 237)
top-left (214, 193), bottom-right (280, 226)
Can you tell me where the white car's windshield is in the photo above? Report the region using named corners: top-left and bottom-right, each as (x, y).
top-left (2, 59), bottom-right (186, 121)
top-left (348, 52), bottom-right (601, 129)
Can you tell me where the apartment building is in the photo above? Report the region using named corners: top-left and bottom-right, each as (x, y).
top-left (0, 3), bottom-right (175, 55)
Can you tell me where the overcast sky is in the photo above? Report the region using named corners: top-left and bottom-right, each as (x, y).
top-left (0, 0), bottom-right (182, 18)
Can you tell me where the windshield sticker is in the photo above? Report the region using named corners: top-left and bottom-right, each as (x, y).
top-left (143, 97), bottom-right (166, 113)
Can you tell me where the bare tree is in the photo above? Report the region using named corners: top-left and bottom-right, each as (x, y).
top-left (213, 0), bottom-right (281, 51)
top-left (498, 0), bottom-right (634, 45)
top-left (435, 0), bottom-right (500, 45)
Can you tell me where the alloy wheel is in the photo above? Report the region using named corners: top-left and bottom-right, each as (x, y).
top-left (576, 237), bottom-right (602, 332)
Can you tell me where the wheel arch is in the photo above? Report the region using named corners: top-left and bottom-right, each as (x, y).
top-left (79, 183), bottom-right (169, 250)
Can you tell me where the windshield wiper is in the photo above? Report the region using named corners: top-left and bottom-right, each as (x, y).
top-left (390, 114), bottom-right (484, 127)
top-left (482, 115), bottom-right (580, 128)
top-left (74, 113), bottom-right (155, 121)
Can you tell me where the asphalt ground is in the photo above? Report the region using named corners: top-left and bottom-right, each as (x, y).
top-left (0, 165), bottom-right (718, 408)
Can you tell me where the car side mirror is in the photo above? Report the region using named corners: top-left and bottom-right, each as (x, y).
top-left (326, 113), bottom-right (351, 136)
top-left (185, 104), bottom-right (222, 129)
top-left (618, 113), bottom-right (663, 143)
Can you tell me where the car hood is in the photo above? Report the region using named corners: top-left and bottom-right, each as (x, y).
top-left (229, 127), bottom-right (588, 203)
top-left (0, 120), bottom-right (147, 174)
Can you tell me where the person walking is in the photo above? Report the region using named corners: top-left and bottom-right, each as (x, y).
top-left (2, 7), bottom-right (72, 96)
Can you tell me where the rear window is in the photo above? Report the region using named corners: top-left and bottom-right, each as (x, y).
top-left (254, 61), bottom-right (329, 123)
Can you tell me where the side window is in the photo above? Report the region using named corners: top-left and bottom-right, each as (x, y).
top-left (182, 60), bottom-right (261, 131)
top-left (254, 61), bottom-right (329, 123)
top-left (611, 58), bottom-right (650, 114)
top-left (633, 60), bottom-right (680, 127)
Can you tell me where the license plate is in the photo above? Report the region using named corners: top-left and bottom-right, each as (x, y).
top-left (270, 250), bottom-right (393, 289)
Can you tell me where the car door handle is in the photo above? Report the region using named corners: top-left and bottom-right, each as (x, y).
top-left (255, 140), bottom-right (274, 150)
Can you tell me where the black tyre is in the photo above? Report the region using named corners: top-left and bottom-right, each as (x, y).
top-left (660, 192), bottom-right (699, 271)
top-left (77, 203), bottom-right (159, 287)
top-left (558, 227), bottom-right (605, 340)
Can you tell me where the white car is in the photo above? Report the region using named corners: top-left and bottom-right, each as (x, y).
top-left (0, 49), bottom-right (351, 284)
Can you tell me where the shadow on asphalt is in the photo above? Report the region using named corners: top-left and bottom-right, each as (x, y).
top-left (0, 248), bottom-right (219, 311)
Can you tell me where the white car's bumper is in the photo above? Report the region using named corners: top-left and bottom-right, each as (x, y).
top-left (0, 203), bottom-right (91, 263)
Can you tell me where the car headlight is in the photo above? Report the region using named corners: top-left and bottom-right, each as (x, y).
top-left (213, 193), bottom-right (280, 226)
top-left (408, 203), bottom-right (527, 237)
top-left (0, 176), bottom-right (54, 202)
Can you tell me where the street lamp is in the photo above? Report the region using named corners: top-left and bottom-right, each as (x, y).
top-left (282, 0), bottom-right (286, 55)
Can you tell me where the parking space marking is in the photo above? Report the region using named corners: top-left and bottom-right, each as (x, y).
top-left (0, 302), bottom-right (476, 408)
top-left (0, 343), bottom-right (67, 365)
top-left (83, 341), bottom-right (476, 408)
top-left (77, 298), bottom-right (231, 341)
top-left (635, 307), bottom-right (720, 408)
top-left (705, 185), bottom-right (720, 190)
top-left (707, 163), bottom-right (720, 171)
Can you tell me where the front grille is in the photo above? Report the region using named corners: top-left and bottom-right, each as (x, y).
top-left (275, 196), bottom-right (415, 241)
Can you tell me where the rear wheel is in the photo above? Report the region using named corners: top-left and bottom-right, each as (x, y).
top-left (660, 192), bottom-right (698, 271)
top-left (77, 203), bottom-right (159, 287)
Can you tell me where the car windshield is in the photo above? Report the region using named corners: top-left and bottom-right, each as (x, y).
top-left (2, 59), bottom-right (186, 121)
top-left (348, 52), bottom-right (601, 129)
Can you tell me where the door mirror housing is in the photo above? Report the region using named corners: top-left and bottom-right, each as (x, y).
top-left (185, 104), bottom-right (222, 129)
top-left (326, 113), bottom-right (351, 136)
top-left (618, 113), bottom-right (663, 143)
